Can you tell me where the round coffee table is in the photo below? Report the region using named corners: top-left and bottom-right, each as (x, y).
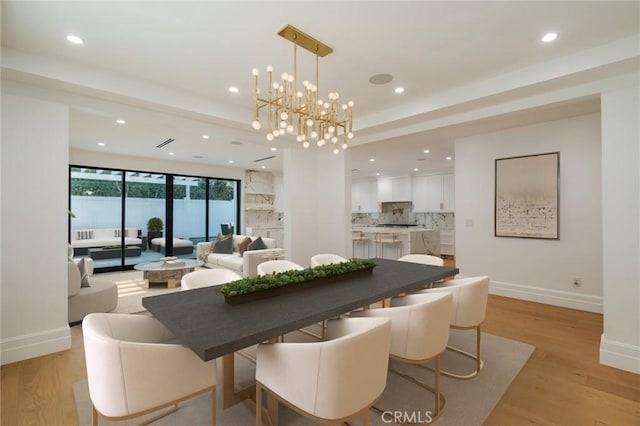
top-left (134, 259), bottom-right (204, 288)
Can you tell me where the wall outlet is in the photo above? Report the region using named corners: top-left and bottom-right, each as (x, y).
top-left (572, 277), bottom-right (582, 287)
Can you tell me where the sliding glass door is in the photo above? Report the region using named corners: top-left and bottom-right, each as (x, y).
top-left (125, 172), bottom-right (166, 266)
top-left (69, 166), bottom-right (239, 272)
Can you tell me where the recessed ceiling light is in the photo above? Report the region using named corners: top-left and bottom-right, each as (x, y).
top-left (423, 149), bottom-right (430, 154)
top-left (413, 168), bottom-right (419, 172)
top-left (66, 35), bottom-right (84, 45)
top-left (228, 160), bottom-right (234, 164)
top-left (394, 87), bottom-right (405, 94)
top-left (541, 32), bottom-right (558, 43)
top-left (229, 86), bottom-right (239, 93)
top-left (271, 147), bottom-right (277, 152)
top-left (116, 119), bottom-right (126, 124)
top-left (376, 172), bottom-right (381, 176)
top-left (202, 135), bottom-right (209, 139)
top-left (261, 165), bottom-right (266, 169)
top-left (446, 156), bottom-right (453, 160)
top-left (168, 152), bottom-right (175, 156)
top-left (97, 142), bottom-right (105, 146)
top-left (369, 158), bottom-right (375, 162)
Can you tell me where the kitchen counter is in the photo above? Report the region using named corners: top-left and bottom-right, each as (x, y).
top-left (352, 227), bottom-right (441, 259)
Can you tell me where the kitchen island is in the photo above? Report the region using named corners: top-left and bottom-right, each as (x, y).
top-left (352, 227), bottom-right (440, 260)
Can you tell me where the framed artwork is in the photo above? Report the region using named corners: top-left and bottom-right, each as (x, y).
top-left (495, 152), bottom-right (559, 239)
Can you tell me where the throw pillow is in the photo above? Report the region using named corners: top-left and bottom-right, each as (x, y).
top-left (212, 233), bottom-right (233, 254)
top-left (78, 258), bottom-right (91, 287)
top-left (237, 237), bottom-right (252, 255)
top-left (247, 236), bottom-right (267, 251)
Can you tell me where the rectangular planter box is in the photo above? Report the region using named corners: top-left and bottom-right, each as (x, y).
top-left (222, 265), bottom-right (375, 305)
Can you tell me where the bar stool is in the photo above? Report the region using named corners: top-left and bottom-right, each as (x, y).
top-left (352, 230), bottom-right (370, 258)
top-left (375, 232), bottom-right (402, 259)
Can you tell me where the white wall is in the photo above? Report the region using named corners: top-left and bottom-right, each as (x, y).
top-left (1, 93), bottom-right (71, 364)
top-left (455, 114), bottom-right (603, 313)
top-left (283, 148), bottom-right (351, 267)
top-left (600, 77), bottom-right (640, 373)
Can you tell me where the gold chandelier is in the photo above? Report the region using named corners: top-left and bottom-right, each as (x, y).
top-left (251, 25), bottom-right (354, 154)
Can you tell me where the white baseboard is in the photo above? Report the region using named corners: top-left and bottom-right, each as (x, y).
top-left (489, 280), bottom-right (603, 313)
top-left (1, 326), bottom-right (71, 365)
top-left (600, 335), bottom-right (640, 374)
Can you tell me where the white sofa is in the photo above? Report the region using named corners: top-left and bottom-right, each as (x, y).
top-left (150, 237), bottom-right (194, 255)
top-left (71, 228), bottom-right (142, 255)
top-left (68, 260), bottom-right (118, 323)
top-left (197, 235), bottom-right (282, 277)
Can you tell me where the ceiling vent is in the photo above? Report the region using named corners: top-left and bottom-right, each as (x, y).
top-left (156, 138), bottom-right (175, 148)
top-left (254, 155), bottom-right (276, 162)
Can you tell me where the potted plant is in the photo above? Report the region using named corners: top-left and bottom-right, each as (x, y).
top-left (147, 217), bottom-right (164, 249)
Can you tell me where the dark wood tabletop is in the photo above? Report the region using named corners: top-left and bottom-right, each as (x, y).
top-left (142, 258), bottom-right (458, 361)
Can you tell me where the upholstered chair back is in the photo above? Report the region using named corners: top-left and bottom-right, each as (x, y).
top-left (424, 276), bottom-right (489, 328)
top-left (310, 253), bottom-right (348, 267)
top-left (354, 292), bottom-right (452, 361)
top-left (256, 317), bottom-right (391, 421)
top-left (257, 260), bottom-right (303, 276)
top-left (82, 313), bottom-right (217, 419)
top-left (398, 254), bottom-right (445, 267)
top-left (181, 268), bottom-right (241, 290)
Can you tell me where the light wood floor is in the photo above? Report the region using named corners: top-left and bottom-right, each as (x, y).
top-left (2, 264), bottom-right (639, 425)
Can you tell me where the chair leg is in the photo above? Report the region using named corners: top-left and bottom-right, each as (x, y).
top-left (362, 407), bottom-right (372, 426)
top-left (211, 387), bottom-right (217, 426)
top-left (92, 406), bottom-right (98, 426)
top-left (372, 359), bottom-right (446, 424)
top-left (256, 382), bottom-right (263, 426)
top-left (423, 326), bottom-right (484, 380)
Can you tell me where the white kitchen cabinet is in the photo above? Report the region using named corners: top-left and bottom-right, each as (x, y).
top-left (412, 176), bottom-right (429, 211)
top-left (352, 180), bottom-right (379, 212)
top-left (413, 173), bottom-right (455, 212)
top-left (377, 176), bottom-right (412, 202)
top-left (377, 177), bottom-right (393, 202)
top-left (442, 173), bottom-right (455, 211)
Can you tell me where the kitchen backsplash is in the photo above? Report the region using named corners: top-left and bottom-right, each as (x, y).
top-left (352, 211), bottom-right (455, 229)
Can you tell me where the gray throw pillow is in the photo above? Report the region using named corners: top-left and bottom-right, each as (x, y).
top-left (247, 236), bottom-right (267, 251)
top-left (212, 233), bottom-right (233, 254)
top-left (78, 258), bottom-right (91, 287)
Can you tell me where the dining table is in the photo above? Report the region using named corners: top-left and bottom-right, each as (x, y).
top-left (142, 258), bottom-right (458, 409)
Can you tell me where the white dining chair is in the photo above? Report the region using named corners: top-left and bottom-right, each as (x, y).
top-left (82, 313), bottom-right (217, 426)
top-left (352, 292), bottom-right (452, 418)
top-left (255, 317), bottom-right (391, 425)
top-left (257, 260), bottom-right (304, 276)
top-left (181, 268), bottom-right (241, 290)
top-left (418, 276), bottom-right (490, 379)
top-left (398, 253), bottom-right (445, 266)
top-left (310, 253), bottom-right (348, 267)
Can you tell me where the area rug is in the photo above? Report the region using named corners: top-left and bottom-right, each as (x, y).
top-left (103, 270), bottom-right (181, 314)
top-left (74, 328), bottom-right (534, 425)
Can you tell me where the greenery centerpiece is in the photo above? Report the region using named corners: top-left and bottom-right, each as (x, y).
top-left (220, 259), bottom-right (376, 304)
